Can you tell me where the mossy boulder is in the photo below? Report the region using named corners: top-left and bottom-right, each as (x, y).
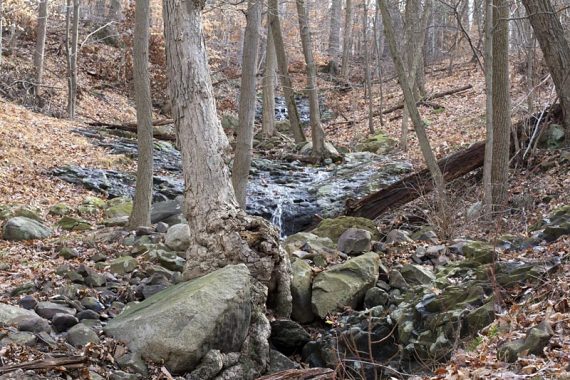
top-left (49, 203), bottom-right (72, 216)
top-left (57, 216), bottom-right (92, 231)
top-left (83, 196), bottom-right (107, 209)
top-left (311, 216), bottom-right (380, 242)
top-left (462, 241), bottom-right (496, 264)
top-left (13, 206), bottom-right (43, 222)
top-left (355, 132), bottom-right (397, 155)
top-left (109, 256), bottom-right (138, 275)
top-left (104, 198), bottom-right (133, 219)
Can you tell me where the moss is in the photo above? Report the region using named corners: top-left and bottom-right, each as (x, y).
top-left (355, 132), bottom-right (397, 155)
top-left (311, 216), bottom-right (380, 242)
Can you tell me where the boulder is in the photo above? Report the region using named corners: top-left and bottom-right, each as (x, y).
top-left (538, 124), bottom-right (565, 149)
top-left (312, 252), bottom-right (380, 318)
top-left (311, 216), bottom-right (380, 242)
top-left (270, 319), bottom-right (311, 355)
top-left (462, 241), bottom-right (496, 264)
top-left (49, 203), bottom-right (72, 216)
top-left (109, 256), bottom-right (138, 275)
top-left (35, 301), bottom-right (76, 320)
top-left (364, 287), bottom-right (389, 308)
top-left (151, 197), bottom-right (183, 224)
top-left (57, 216), bottom-right (92, 231)
top-left (355, 132), bottom-right (397, 155)
top-left (104, 264), bottom-right (252, 374)
top-left (104, 198), bottom-right (133, 219)
top-left (290, 260), bottom-right (314, 323)
top-left (399, 264), bottom-right (435, 286)
top-left (284, 232), bottom-right (335, 255)
top-left (337, 228), bottom-right (372, 255)
top-left (165, 224), bottom-right (191, 251)
top-left (67, 323), bottom-right (100, 348)
top-left (385, 229), bottom-right (412, 244)
top-left (299, 142), bottom-right (341, 159)
top-left (0, 303), bottom-right (42, 325)
top-left (2, 217), bottom-right (52, 241)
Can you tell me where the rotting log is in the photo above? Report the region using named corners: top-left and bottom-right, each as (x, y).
top-left (88, 119), bottom-right (176, 141)
top-left (346, 141), bottom-right (485, 219)
top-left (256, 367), bottom-right (334, 380)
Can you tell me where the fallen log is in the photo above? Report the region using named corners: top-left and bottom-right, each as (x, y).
top-left (87, 119), bottom-right (176, 141)
top-left (256, 367), bottom-right (334, 380)
top-left (378, 84), bottom-right (472, 116)
top-left (346, 141), bottom-right (485, 219)
top-left (0, 356), bottom-right (88, 374)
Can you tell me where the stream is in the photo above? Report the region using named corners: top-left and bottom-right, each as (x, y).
top-left (53, 103), bottom-right (411, 236)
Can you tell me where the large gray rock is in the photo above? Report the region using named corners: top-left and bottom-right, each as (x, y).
top-left (337, 228), bottom-right (372, 255)
top-left (0, 303), bottom-right (41, 324)
top-left (312, 252), bottom-right (380, 318)
top-left (399, 264), bottom-right (435, 286)
top-left (2, 217), bottom-right (52, 241)
top-left (290, 260), bottom-right (314, 323)
top-left (164, 224), bottom-right (191, 251)
top-left (104, 264), bottom-right (252, 374)
top-left (151, 197), bottom-right (183, 224)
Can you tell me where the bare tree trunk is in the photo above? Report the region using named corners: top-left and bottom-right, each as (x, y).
top-left (373, 3), bottom-right (385, 127)
top-left (269, 0), bottom-right (306, 143)
top-left (66, 0), bottom-right (79, 119)
top-left (482, 0), bottom-right (494, 210)
top-left (262, 23), bottom-right (276, 138)
top-left (163, 0), bottom-right (291, 323)
top-left (328, 0), bottom-right (342, 59)
top-left (295, 0), bottom-right (326, 158)
top-left (0, 0), bottom-right (4, 66)
top-left (128, 0), bottom-right (153, 229)
top-left (521, 0), bottom-right (570, 145)
top-left (232, 0), bottom-right (261, 208)
top-left (490, 0), bottom-right (511, 210)
top-left (379, 0), bottom-right (447, 205)
top-left (363, 0), bottom-right (374, 134)
top-left (34, 0), bottom-right (48, 95)
top-left (341, 0), bottom-right (353, 78)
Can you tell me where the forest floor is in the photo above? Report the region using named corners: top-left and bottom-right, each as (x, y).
top-left (0, 34), bottom-right (569, 379)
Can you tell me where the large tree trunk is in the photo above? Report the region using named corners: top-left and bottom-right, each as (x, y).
top-left (490, 0), bottom-right (511, 211)
top-left (379, 0), bottom-right (447, 206)
top-left (295, 0), bottom-right (326, 158)
top-left (521, 0), bottom-right (570, 146)
top-left (0, 0), bottom-right (3, 66)
top-left (482, 0), bottom-right (494, 210)
top-left (262, 23), bottom-right (276, 138)
top-left (341, 0), bottom-right (353, 78)
top-left (363, 0), bottom-right (374, 134)
top-left (128, 0), bottom-right (153, 229)
top-left (66, 0), bottom-right (79, 119)
top-left (34, 0), bottom-right (48, 95)
top-left (233, 0), bottom-right (261, 208)
top-left (328, 0), bottom-right (342, 61)
top-left (268, 0), bottom-right (306, 143)
top-left (163, 0), bottom-right (291, 336)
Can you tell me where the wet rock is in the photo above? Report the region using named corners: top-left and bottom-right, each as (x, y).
top-left (337, 228), bottom-right (372, 255)
top-left (57, 216), bottom-right (92, 231)
top-left (35, 301), bottom-right (76, 320)
top-left (385, 229), bottom-right (412, 244)
top-left (104, 264), bottom-right (252, 373)
top-left (164, 224), bottom-right (191, 251)
top-left (311, 216), bottom-right (380, 242)
top-left (52, 313), bottom-right (79, 333)
top-left (18, 296), bottom-right (38, 310)
top-left (2, 217), bottom-right (52, 241)
top-left (290, 260), bottom-right (314, 323)
top-left (312, 252), bottom-right (380, 318)
top-left (270, 319), bottom-right (311, 355)
top-left (77, 309), bottom-right (100, 321)
top-left (66, 323), bottom-right (100, 347)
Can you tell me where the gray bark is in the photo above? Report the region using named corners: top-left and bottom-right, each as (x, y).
top-left (379, 0), bottom-right (447, 205)
top-left (521, 0), bottom-right (570, 145)
top-left (296, 0), bottom-right (326, 157)
top-left (66, 0), bottom-right (79, 118)
top-left (34, 0), bottom-right (48, 95)
top-left (0, 0), bottom-right (3, 66)
top-left (262, 23), bottom-right (276, 138)
top-left (128, 0), bottom-right (153, 228)
top-left (268, 0), bottom-right (306, 143)
top-left (364, 0), bottom-right (374, 134)
top-left (482, 0), bottom-right (493, 210)
top-left (328, 0), bottom-right (342, 58)
top-left (341, 0), bottom-right (353, 78)
top-left (490, 0), bottom-right (511, 210)
top-left (232, 0), bottom-right (262, 209)
top-left (162, 0), bottom-right (291, 320)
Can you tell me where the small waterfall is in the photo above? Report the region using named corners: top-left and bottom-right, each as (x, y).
top-left (270, 188), bottom-right (292, 238)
